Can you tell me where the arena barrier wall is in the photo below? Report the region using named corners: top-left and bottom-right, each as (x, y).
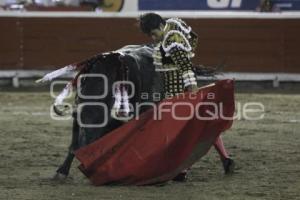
top-left (0, 11), bottom-right (300, 74)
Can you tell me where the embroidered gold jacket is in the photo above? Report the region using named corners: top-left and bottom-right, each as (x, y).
top-left (153, 18), bottom-right (198, 96)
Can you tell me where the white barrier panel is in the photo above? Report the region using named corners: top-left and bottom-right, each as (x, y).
top-left (1, 11), bottom-right (300, 19)
top-left (1, 70), bottom-right (300, 88)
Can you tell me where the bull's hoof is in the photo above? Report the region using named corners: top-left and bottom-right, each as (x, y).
top-left (172, 171), bottom-right (188, 182)
top-left (52, 172), bottom-right (68, 181)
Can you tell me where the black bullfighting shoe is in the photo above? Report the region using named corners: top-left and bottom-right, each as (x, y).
top-left (223, 158), bottom-right (235, 174)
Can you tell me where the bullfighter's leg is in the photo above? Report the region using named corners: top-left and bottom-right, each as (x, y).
top-left (214, 136), bottom-right (235, 174)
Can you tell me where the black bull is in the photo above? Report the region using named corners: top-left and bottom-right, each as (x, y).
top-left (54, 45), bottom-right (217, 178)
top-left (55, 45), bottom-right (164, 177)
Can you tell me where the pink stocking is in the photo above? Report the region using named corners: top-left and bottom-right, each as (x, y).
top-left (214, 136), bottom-right (229, 161)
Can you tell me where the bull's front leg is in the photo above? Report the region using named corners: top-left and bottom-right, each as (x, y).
top-left (54, 115), bottom-right (79, 180)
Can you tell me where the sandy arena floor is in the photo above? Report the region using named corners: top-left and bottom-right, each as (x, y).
top-left (0, 91), bottom-right (299, 200)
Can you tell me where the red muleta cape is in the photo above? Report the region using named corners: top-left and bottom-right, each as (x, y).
top-left (75, 79), bottom-right (235, 185)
